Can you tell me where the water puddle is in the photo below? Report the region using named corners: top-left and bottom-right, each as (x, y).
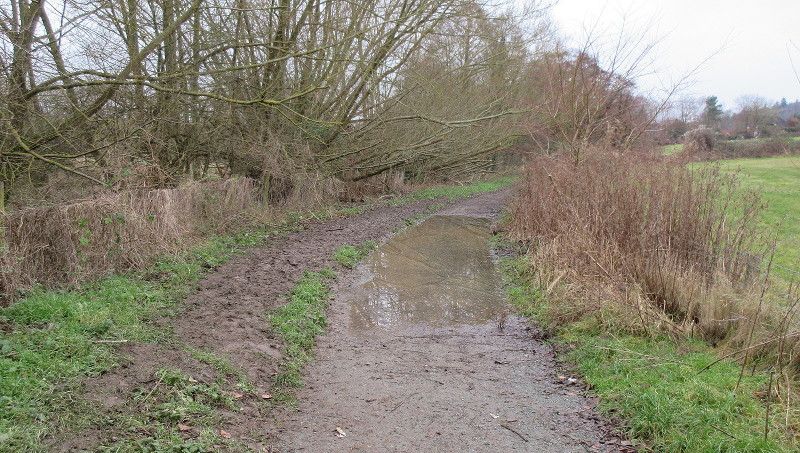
top-left (347, 215), bottom-right (506, 329)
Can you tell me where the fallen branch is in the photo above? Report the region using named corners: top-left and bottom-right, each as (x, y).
top-left (710, 424), bottom-right (737, 440)
top-left (501, 423), bottom-right (529, 442)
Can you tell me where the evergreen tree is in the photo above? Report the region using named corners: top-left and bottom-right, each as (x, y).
top-left (703, 96), bottom-right (723, 128)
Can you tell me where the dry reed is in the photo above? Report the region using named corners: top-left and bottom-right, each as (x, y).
top-left (505, 154), bottom-right (785, 349)
top-left (1, 178), bottom-right (261, 304)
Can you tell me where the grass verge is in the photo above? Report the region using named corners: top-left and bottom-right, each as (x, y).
top-left (0, 231), bottom-right (271, 452)
top-left (268, 270), bottom-right (336, 389)
top-left (502, 254), bottom-right (790, 452)
top-left (270, 237), bottom-right (380, 391)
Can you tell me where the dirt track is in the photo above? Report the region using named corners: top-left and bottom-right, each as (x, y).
top-left (274, 191), bottom-right (628, 452)
top-left (74, 189), bottom-right (628, 452)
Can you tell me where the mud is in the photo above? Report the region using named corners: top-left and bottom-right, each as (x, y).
top-left (69, 189), bottom-right (629, 452)
top-left (275, 192), bottom-right (630, 452)
top-left (348, 215), bottom-right (504, 329)
top-left (73, 196), bottom-right (453, 451)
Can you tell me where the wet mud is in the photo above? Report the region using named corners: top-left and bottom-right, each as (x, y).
top-left (276, 191), bottom-right (629, 452)
top-left (68, 188), bottom-right (628, 452)
top-left (348, 215), bottom-right (504, 330)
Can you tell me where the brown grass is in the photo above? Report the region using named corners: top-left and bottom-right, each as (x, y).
top-left (506, 153), bottom-right (800, 385)
top-left (0, 170), bottom-right (361, 305)
top-left (505, 154), bottom-right (775, 345)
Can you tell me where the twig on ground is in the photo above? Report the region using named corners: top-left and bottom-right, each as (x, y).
top-left (710, 424), bottom-right (737, 440)
top-left (501, 423), bottom-right (529, 442)
top-left (388, 392), bottom-right (417, 413)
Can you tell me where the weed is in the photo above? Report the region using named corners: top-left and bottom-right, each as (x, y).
top-left (332, 241), bottom-right (377, 269)
top-left (505, 155), bottom-right (766, 340)
top-left (188, 348), bottom-right (255, 392)
top-left (1, 178), bottom-right (262, 304)
top-left (269, 270), bottom-right (336, 388)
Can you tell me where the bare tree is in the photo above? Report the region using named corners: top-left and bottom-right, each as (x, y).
top-left (0, 0), bottom-right (556, 206)
top-left (734, 94), bottom-right (777, 138)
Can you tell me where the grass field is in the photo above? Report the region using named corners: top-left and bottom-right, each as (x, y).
top-left (662, 136), bottom-right (800, 156)
top-left (716, 156), bottom-right (800, 274)
top-left (662, 143), bottom-right (683, 155)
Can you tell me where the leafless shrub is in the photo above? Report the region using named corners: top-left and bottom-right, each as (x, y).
top-left (683, 127), bottom-right (716, 154)
top-left (0, 178), bottom-right (264, 304)
top-left (506, 154), bottom-right (769, 344)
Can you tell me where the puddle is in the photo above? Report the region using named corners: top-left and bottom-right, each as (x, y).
top-left (347, 215), bottom-right (506, 329)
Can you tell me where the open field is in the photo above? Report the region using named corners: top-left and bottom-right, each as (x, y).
top-left (716, 155), bottom-right (800, 275)
top-left (662, 136), bottom-right (800, 156)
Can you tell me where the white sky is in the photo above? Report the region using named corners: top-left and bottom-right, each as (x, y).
top-left (548, 0), bottom-right (800, 111)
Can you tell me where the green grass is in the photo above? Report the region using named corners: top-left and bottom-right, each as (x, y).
top-left (0, 277), bottom-right (166, 450)
top-left (715, 156), bottom-right (800, 275)
top-left (0, 232), bottom-right (272, 452)
top-left (501, 254), bottom-right (792, 452)
top-left (268, 270), bottom-right (336, 388)
top-left (272, 239), bottom-right (378, 390)
top-left (387, 176), bottom-right (514, 206)
top-left (332, 241), bottom-right (377, 269)
top-left (662, 143), bottom-right (684, 155)
top-left (567, 334), bottom-right (783, 452)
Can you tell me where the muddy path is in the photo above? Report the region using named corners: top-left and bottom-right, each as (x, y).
top-left (75, 194), bottom-right (459, 451)
top-left (273, 191), bottom-right (627, 452)
top-left (73, 189), bottom-right (627, 452)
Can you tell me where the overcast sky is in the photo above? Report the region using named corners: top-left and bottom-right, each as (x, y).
top-left (548, 0), bottom-right (800, 111)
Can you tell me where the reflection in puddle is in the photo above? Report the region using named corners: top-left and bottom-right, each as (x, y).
top-left (348, 216), bottom-right (505, 329)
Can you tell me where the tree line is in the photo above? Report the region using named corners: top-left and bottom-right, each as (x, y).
top-left (1, 0), bottom-right (657, 208)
